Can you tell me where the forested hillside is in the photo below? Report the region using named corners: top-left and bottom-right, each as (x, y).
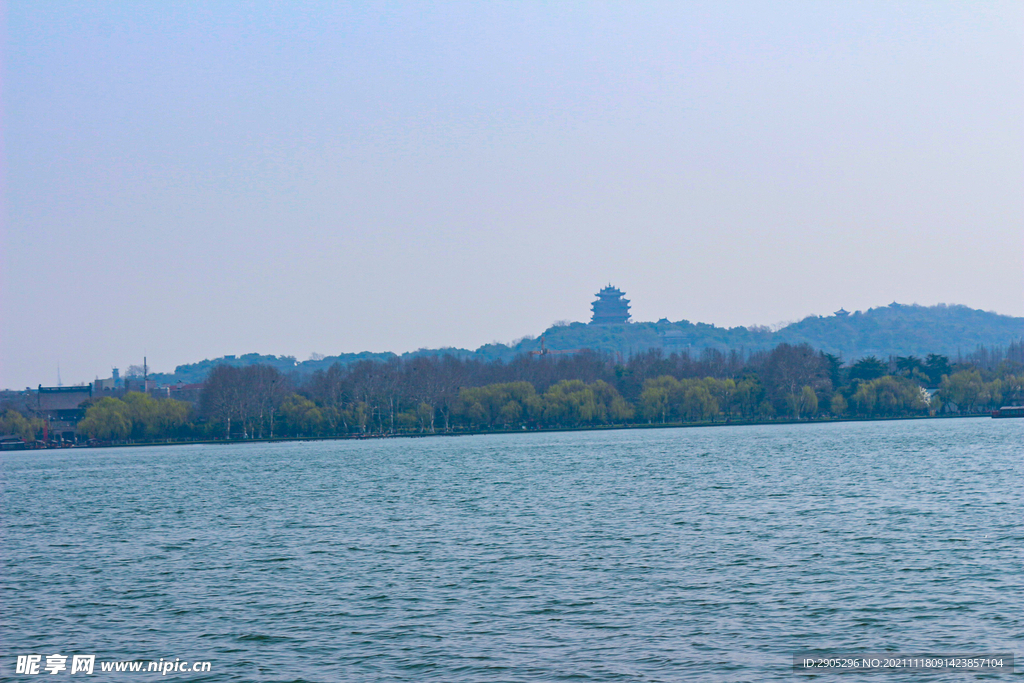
top-left (520, 304), bottom-right (1022, 361)
top-left (773, 304), bottom-right (1023, 360)
top-left (152, 303), bottom-right (1021, 384)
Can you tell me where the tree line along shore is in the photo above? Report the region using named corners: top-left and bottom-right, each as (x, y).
top-left (3, 342), bottom-right (1021, 446)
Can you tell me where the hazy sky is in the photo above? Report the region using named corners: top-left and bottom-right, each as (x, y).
top-left (3, 1), bottom-right (1022, 389)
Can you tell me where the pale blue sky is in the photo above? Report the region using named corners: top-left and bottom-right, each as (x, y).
top-left (2, 1), bottom-right (1022, 388)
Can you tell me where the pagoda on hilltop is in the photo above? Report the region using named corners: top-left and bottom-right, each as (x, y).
top-left (590, 285), bottom-right (631, 325)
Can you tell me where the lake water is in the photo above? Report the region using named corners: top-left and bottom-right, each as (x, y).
top-left (2, 418), bottom-right (1021, 681)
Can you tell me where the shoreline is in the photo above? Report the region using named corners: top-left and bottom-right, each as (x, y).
top-left (15, 413), bottom-right (993, 453)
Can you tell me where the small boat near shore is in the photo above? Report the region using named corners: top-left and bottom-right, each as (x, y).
top-left (991, 406), bottom-right (1024, 418)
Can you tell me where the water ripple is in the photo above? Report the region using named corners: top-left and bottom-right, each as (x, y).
top-left (2, 419), bottom-right (1021, 681)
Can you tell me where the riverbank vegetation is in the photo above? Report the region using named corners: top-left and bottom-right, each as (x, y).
top-left (61, 341), bottom-right (1023, 444)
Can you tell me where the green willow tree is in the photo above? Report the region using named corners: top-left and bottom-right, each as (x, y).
top-left (0, 409), bottom-right (44, 442)
top-left (78, 393), bottom-right (191, 441)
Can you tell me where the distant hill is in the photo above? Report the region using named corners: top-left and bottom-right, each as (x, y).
top-left (521, 303), bottom-right (1022, 362)
top-left (150, 348), bottom-right (479, 384)
top-left (152, 303), bottom-right (1022, 384)
top-left (771, 304), bottom-right (1023, 360)
top-left (149, 351), bottom-right (398, 385)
